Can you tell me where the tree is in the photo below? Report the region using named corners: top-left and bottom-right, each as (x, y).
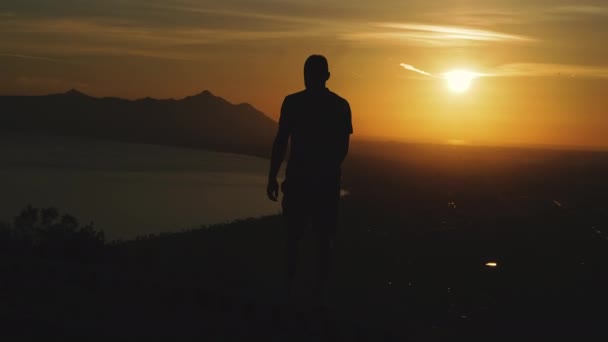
top-left (7, 205), bottom-right (105, 261)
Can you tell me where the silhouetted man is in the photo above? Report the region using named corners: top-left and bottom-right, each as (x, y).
top-left (267, 55), bottom-right (353, 305)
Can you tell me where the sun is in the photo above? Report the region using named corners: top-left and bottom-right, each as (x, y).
top-left (443, 70), bottom-right (477, 93)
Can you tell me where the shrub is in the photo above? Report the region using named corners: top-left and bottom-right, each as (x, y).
top-left (6, 205), bottom-right (105, 261)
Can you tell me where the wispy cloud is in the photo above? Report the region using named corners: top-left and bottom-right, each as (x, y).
top-left (419, 8), bottom-right (527, 26)
top-left (4, 1), bottom-right (606, 62)
top-left (554, 5), bottom-right (608, 16)
top-left (343, 22), bottom-right (535, 46)
top-left (400, 63), bottom-right (487, 81)
top-left (492, 63), bottom-right (608, 78)
top-left (0, 17), bottom-right (329, 60)
top-left (0, 52), bottom-right (67, 63)
top-left (400, 62), bottom-right (608, 80)
top-left (416, 5), bottom-right (608, 28)
top-left (145, 2), bottom-right (326, 26)
top-left (2, 17), bottom-right (320, 44)
top-left (400, 64), bottom-right (434, 77)
top-left (378, 23), bottom-right (535, 42)
top-left (1, 10), bottom-right (535, 61)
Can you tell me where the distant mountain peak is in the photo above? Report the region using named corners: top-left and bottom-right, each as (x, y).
top-left (63, 89), bottom-right (89, 97)
top-left (182, 90), bottom-right (216, 101)
top-left (195, 90), bottom-right (214, 98)
top-left (183, 90), bottom-right (232, 106)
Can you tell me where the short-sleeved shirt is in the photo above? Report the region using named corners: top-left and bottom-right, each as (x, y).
top-left (279, 88), bottom-right (353, 182)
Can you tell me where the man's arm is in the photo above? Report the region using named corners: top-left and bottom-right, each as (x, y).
top-left (336, 133), bottom-right (350, 165)
top-left (336, 99), bottom-right (353, 167)
top-left (267, 98), bottom-right (291, 201)
top-left (267, 128), bottom-right (289, 201)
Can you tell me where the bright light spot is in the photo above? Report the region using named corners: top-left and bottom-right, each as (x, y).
top-left (485, 262), bottom-right (498, 267)
top-left (443, 70), bottom-right (478, 93)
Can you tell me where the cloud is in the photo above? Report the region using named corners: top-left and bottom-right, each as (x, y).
top-left (6, 1), bottom-right (605, 62)
top-left (491, 63), bottom-right (608, 78)
top-left (2, 17), bottom-right (318, 44)
top-left (0, 2), bottom-right (538, 60)
top-left (0, 52), bottom-right (67, 63)
top-left (418, 5), bottom-right (608, 27)
top-left (399, 63), bottom-right (487, 81)
top-left (145, 2), bottom-right (324, 26)
top-left (554, 5), bottom-right (608, 16)
top-left (0, 17), bottom-right (329, 60)
top-left (399, 62), bottom-right (608, 80)
top-left (377, 23), bottom-right (535, 42)
top-left (4, 15), bottom-right (535, 60)
top-left (400, 64), bottom-right (434, 77)
top-left (342, 22), bottom-right (535, 47)
top-left (418, 8), bottom-right (527, 26)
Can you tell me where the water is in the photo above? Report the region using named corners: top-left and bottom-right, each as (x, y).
top-left (0, 135), bottom-right (281, 240)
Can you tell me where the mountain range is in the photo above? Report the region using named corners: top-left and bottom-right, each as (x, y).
top-left (0, 90), bottom-right (277, 158)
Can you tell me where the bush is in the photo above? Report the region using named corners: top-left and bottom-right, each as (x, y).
top-left (4, 205), bottom-right (105, 261)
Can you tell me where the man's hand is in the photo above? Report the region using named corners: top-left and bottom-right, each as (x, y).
top-left (267, 178), bottom-right (279, 201)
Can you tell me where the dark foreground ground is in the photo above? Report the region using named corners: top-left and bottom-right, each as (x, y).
top-left (3, 141), bottom-right (608, 341)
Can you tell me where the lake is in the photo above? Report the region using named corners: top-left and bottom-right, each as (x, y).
top-left (0, 135), bottom-right (281, 240)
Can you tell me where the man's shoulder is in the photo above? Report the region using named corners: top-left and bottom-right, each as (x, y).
top-left (327, 89), bottom-right (350, 108)
top-left (285, 89), bottom-right (348, 100)
top-left (284, 90), bottom-right (307, 102)
top-left (327, 90), bottom-right (350, 107)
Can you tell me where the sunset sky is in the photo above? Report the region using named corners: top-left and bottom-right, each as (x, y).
top-left (1, 0), bottom-right (607, 149)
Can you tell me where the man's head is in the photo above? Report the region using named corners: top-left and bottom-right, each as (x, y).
top-left (304, 55), bottom-right (330, 90)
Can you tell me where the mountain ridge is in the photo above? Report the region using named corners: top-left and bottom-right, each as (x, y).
top-left (0, 89), bottom-right (277, 158)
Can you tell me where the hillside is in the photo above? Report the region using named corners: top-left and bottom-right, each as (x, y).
top-left (3, 204), bottom-right (608, 340)
top-left (0, 90), bottom-right (277, 158)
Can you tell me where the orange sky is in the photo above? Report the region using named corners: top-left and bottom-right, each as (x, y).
top-left (1, 0), bottom-right (608, 149)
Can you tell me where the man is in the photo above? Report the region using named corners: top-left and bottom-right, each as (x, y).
top-left (267, 55), bottom-right (353, 305)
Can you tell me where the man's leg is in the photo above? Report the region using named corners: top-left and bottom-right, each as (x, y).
top-left (284, 213), bottom-right (306, 298)
top-left (282, 180), bottom-right (308, 299)
top-left (313, 224), bottom-right (336, 306)
top-left (312, 186), bottom-right (340, 307)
